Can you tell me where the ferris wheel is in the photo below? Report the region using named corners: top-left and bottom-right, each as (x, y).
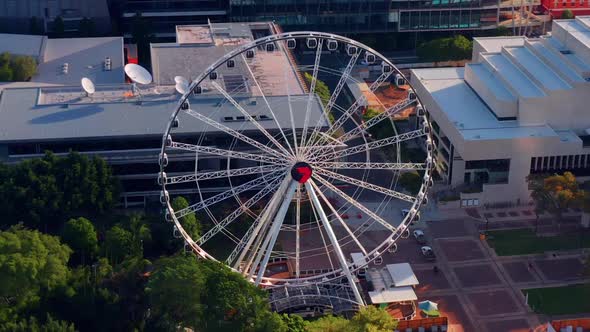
top-left (159, 31), bottom-right (434, 308)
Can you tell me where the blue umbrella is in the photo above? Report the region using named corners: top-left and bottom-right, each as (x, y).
top-left (418, 300), bottom-right (438, 311)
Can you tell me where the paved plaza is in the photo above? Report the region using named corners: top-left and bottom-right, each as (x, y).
top-left (410, 210), bottom-right (590, 332)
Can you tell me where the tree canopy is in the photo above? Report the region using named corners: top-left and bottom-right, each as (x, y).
top-left (171, 196), bottom-right (201, 239)
top-left (529, 172), bottom-right (587, 220)
top-left (303, 72), bottom-right (334, 123)
top-left (399, 171), bottom-right (422, 195)
top-left (0, 152), bottom-right (119, 231)
top-left (417, 35), bottom-right (472, 62)
top-left (562, 9), bottom-right (574, 19)
top-left (0, 226), bottom-right (71, 321)
top-left (62, 217), bottom-right (98, 264)
top-left (0, 52), bottom-right (37, 82)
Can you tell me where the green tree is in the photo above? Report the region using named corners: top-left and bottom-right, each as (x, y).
top-left (0, 152), bottom-right (119, 231)
top-left (171, 196), bottom-right (201, 239)
top-left (0, 63), bottom-right (13, 81)
top-left (349, 306), bottom-right (398, 332)
top-left (146, 255), bottom-right (206, 330)
top-left (306, 315), bottom-right (350, 332)
top-left (303, 72), bottom-right (334, 123)
top-left (104, 225), bottom-right (133, 264)
top-left (0, 314), bottom-right (75, 332)
top-left (417, 35), bottom-right (472, 62)
top-left (562, 9), bottom-right (574, 19)
top-left (0, 226), bottom-right (71, 321)
top-left (10, 55), bottom-right (37, 81)
top-left (62, 217), bottom-right (98, 265)
top-left (78, 17), bottom-right (95, 37)
top-left (128, 214), bottom-right (151, 256)
top-left (52, 16), bottom-right (65, 37)
top-left (279, 313), bottom-right (307, 332)
top-left (399, 171), bottom-right (422, 195)
top-left (200, 260), bottom-right (273, 331)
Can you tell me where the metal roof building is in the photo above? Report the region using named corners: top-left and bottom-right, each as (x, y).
top-left (0, 22), bottom-right (326, 203)
top-left (411, 17), bottom-right (590, 207)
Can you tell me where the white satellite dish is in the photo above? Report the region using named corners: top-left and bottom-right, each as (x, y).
top-left (124, 63), bottom-right (152, 85)
top-left (175, 82), bottom-right (189, 94)
top-left (81, 77), bottom-right (95, 95)
top-left (174, 76), bottom-right (189, 85)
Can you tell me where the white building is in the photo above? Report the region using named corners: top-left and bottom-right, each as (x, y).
top-left (411, 17), bottom-right (590, 207)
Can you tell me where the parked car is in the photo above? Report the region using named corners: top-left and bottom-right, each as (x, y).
top-left (421, 246), bottom-right (436, 261)
top-left (413, 229), bottom-right (426, 244)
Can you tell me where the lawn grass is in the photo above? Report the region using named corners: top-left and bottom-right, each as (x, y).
top-left (523, 284), bottom-right (590, 315)
top-left (487, 228), bottom-right (590, 256)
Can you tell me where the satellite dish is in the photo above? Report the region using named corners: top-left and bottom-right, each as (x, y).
top-left (81, 77), bottom-right (95, 94)
top-left (175, 82), bottom-right (189, 94)
top-left (124, 64), bottom-right (152, 85)
top-left (174, 76), bottom-right (189, 85)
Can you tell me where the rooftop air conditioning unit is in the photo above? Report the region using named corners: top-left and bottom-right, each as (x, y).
top-left (62, 63), bottom-right (69, 74)
top-left (104, 57), bottom-right (112, 71)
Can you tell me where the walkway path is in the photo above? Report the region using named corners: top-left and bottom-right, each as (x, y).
top-left (414, 217), bottom-right (589, 332)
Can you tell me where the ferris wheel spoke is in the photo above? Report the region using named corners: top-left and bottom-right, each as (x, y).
top-left (211, 81), bottom-right (293, 157)
top-left (304, 50), bottom-right (361, 148)
top-left (315, 168), bottom-right (416, 203)
top-left (168, 141), bottom-right (286, 165)
top-left (240, 53), bottom-right (296, 156)
top-left (313, 128), bottom-right (426, 162)
top-left (313, 175), bottom-right (398, 233)
top-left (340, 99), bottom-right (418, 142)
top-left (308, 193), bottom-right (336, 272)
top-left (174, 172), bottom-right (283, 219)
top-left (310, 180), bottom-right (368, 256)
top-left (197, 175), bottom-right (283, 245)
top-left (314, 161), bottom-right (426, 171)
top-left (165, 165), bottom-right (284, 184)
top-left (229, 176), bottom-right (292, 270)
top-left (184, 109), bottom-right (289, 160)
top-left (253, 180), bottom-right (298, 285)
top-left (300, 39), bottom-right (324, 150)
top-left (321, 71), bottom-right (393, 141)
top-left (295, 184), bottom-right (301, 279)
top-left (305, 179), bottom-right (365, 305)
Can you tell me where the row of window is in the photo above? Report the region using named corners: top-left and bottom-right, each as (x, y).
top-left (530, 154), bottom-right (590, 172)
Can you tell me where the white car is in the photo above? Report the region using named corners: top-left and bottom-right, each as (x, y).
top-left (413, 229), bottom-right (426, 244)
top-left (421, 246), bottom-right (436, 261)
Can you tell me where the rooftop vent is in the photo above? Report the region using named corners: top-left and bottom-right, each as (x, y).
top-left (104, 57), bottom-right (112, 71)
top-left (61, 63), bottom-right (69, 74)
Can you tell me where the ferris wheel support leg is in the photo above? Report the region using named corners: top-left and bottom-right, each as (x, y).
top-left (305, 179), bottom-right (366, 306)
top-left (254, 180), bottom-right (298, 285)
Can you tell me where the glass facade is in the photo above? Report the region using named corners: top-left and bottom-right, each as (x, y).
top-left (230, 0), bottom-right (501, 33)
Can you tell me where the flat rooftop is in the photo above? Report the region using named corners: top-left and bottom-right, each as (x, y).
top-left (151, 22), bottom-right (305, 95)
top-left (0, 33), bottom-right (45, 58)
top-left (474, 36), bottom-right (526, 54)
top-left (34, 37), bottom-right (125, 85)
top-left (411, 67), bottom-right (557, 141)
top-left (0, 86), bottom-right (326, 143)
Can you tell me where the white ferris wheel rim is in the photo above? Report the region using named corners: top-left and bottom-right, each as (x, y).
top-left (159, 31), bottom-right (434, 286)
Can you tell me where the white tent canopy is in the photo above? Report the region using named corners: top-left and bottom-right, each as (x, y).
top-left (369, 286), bottom-right (418, 304)
top-left (386, 263), bottom-right (419, 287)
